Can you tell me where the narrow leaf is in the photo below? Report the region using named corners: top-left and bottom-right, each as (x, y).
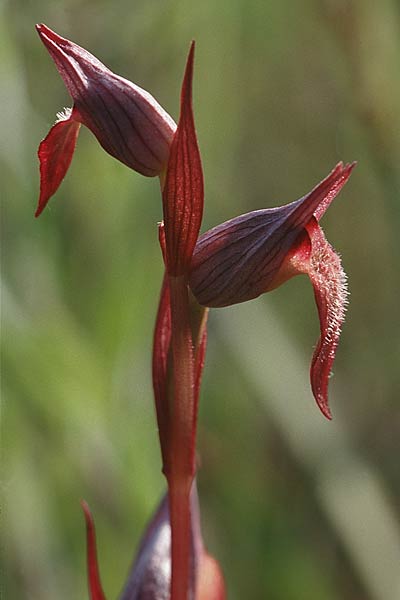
top-left (81, 500), bottom-right (107, 600)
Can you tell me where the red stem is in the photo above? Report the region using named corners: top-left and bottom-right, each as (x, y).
top-left (167, 275), bottom-right (197, 600)
top-left (168, 478), bottom-right (193, 600)
top-left (168, 276), bottom-right (196, 474)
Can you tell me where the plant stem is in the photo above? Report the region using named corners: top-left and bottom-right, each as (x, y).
top-left (168, 478), bottom-right (193, 600)
top-left (167, 275), bottom-right (196, 600)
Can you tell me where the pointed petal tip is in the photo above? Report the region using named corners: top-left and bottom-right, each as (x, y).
top-left (35, 23), bottom-right (53, 40)
top-left (332, 160), bottom-right (356, 174)
top-left (312, 160), bottom-right (356, 222)
top-left (311, 346), bottom-right (334, 420)
top-left (35, 23), bottom-right (47, 43)
top-left (34, 204), bottom-right (44, 218)
top-left (315, 394), bottom-right (333, 420)
top-left (35, 23), bottom-right (48, 32)
top-left (35, 23), bottom-right (56, 37)
top-left (180, 40), bottom-right (196, 108)
top-left (185, 42), bottom-right (196, 87)
top-left (35, 23), bottom-right (69, 50)
top-left (333, 161), bottom-right (343, 173)
top-left (343, 160), bottom-right (357, 175)
top-left (331, 159), bottom-right (357, 190)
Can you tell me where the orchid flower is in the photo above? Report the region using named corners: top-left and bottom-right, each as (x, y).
top-left (35, 24), bottom-right (176, 217)
top-left (189, 162), bottom-right (356, 419)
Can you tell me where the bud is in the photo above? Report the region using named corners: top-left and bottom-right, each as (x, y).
top-left (119, 496), bottom-right (171, 599)
top-left (35, 24), bottom-right (176, 216)
top-left (82, 483), bottom-right (225, 600)
top-left (189, 163), bottom-right (356, 418)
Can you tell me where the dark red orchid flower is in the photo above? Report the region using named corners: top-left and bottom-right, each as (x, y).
top-left (81, 485), bottom-right (225, 600)
top-left (189, 162), bottom-right (356, 419)
top-left (35, 24), bottom-right (177, 217)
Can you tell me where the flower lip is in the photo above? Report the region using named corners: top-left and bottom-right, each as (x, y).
top-left (36, 112), bottom-right (81, 217)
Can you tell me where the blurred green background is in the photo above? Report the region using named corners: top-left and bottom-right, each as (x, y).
top-left (2, 0), bottom-right (400, 598)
